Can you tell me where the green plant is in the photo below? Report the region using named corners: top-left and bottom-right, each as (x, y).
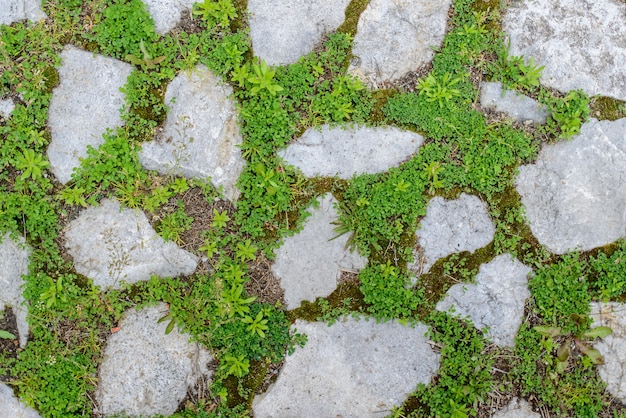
top-left (247, 59), bottom-right (284, 96)
top-left (0, 330), bottom-right (16, 339)
top-left (193, 0), bottom-right (237, 29)
top-left (221, 354), bottom-right (250, 378)
top-left (211, 209), bottom-right (230, 228)
top-left (40, 276), bottom-right (67, 309)
top-left (58, 186), bottom-right (88, 207)
top-left (125, 39), bottom-right (166, 68)
top-left (156, 203), bottom-right (193, 244)
top-left (242, 309), bottom-right (269, 338)
top-left (235, 239), bottom-right (257, 262)
top-left (15, 149), bottom-right (49, 180)
top-left (417, 73), bottom-right (463, 108)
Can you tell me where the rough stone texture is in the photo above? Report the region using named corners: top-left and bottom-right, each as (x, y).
top-left (503, 0), bottom-right (626, 101)
top-left (63, 198), bottom-right (198, 289)
top-left (141, 0), bottom-right (196, 34)
top-left (410, 193), bottom-right (495, 275)
top-left (96, 303), bottom-right (212, 417)
top-left (349, 0), bottom-right (452, 86)
top-left (516, 118), bottom-right (626, 254)
top-left (278, 125), bottom-right (424, 179)
top-left (0, 0), bottom-right (46, 25)
top-left (272, 194), bottom-right (367, 309)
top-left (0, 383), bottom-right (41, 418)
top-left (248, 0), bottom-right (351, 66)
top-left (436, 254), bottom-right (532, 347)
top-left (253, 317), bottom-right (440, 417)
top-left (590, 302), bottom-right (626, 403)
top-left (0, 98), bottom-right (15, 119)
top-left (480, 81), bottom-right (550, 124)
top-left (47, 46), bottom-right (132, 184)
top-left (0, 233), bottom-right (31, 348)
top-left (493, 398), bottom-right (540, 418)
top-left (139, 65), bottom-right (244, 202)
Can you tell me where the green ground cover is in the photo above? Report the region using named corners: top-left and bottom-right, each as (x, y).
top-left (1, 0), bottom-right (626, 416)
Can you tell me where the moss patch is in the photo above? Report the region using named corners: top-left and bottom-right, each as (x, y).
top-left (589, 96), bottom-right (626, 121)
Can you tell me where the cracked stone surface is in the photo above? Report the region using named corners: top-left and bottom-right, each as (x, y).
top-left (590, 302), bottom-right (626, 403)
top-left (503, 0), bottom-right (626, 101)
top-left (96, 303), bottom-right (212, 417)
top-left (349, 0), bottom-right (452, 86)
top-left (248, 0), bottom-right (351, 66)
top-left (253, 317), bottom-right (440, 418)
top-left (47, 46), bottom-right (133, 184)
top-left (0, 0), bottom-right (46, 25)
top-left (0, 233), bottom-right (31, 348)
top-left (493, 398), bottom-right (540, 418)
top-left (516, 118), bottom-right (626, 254)
top-left (279, 125), bottom-right (424, 178)
top-left (480, 81), bottom-right (550, 124)
top-left (139, 65), bottom-right (245, 202)
top-left (63, 198), bottom-right (198, 289)
top-left (0, 98), bottom-right (15, 119)
top-left (0, 383), bottom-right (41, 418)
top-left (436, 254), bottom-right (532, 347)
top-left (409, 193), bottom-right (495, 275)
top-left (272, 194), bottom-right (367, 309)
top-left (141, 0), bottom-right (196, 35)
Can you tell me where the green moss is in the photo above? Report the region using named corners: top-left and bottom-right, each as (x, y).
top-left (286, 281), bottom-right (366, 322)
top-left (42, 66), bottom-right (59, 94)
top-left (369, 88), bottom-right (398, 125)
top-left (336, 0), bottom-right (370, 37)
top-left (470, 0), bottom-right (503, 33)
top-left (589, 96), bottom-right (626, 121)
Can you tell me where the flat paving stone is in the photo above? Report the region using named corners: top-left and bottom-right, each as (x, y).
top-left (516, 118), bottom-right (626, 254)
top-left (0, 233), bottom-right (31, 348)
top-left (141, 0), bottom-right (196, 35)
top-left (139, 65), bottom-right (245, 202)
top-left (47, 46), bottom-right (132, 184)
top-left (409, 193), bottom-right (495, 275)
top-left (0, 383), bottom-right (41, 418)
top-left (272, 194), bottom-right (367, 309)
top-left (0, 0), bottom-right (46, 25)
top-left (0, 98), bottom-right (15, 119)
top-left (493, 397), bottom-right (540, 418)
top-left (96, 303), bottom-right (212, 417)
top-left (436, 254), bottom-right (532, 347)
top-left (480, 81), bottom-right (549, 124)
top-left (247, 0), bottom-right (351, 66)
top-left (590, 302), bottom-right (626, 403)
top-left (349, 0), bottom-right (451, 86)
top-left (278, 125), bottom-right (424, 179)
top-left (252, 317), bottom-right (440, 417)
top-left (503, 0), bottom-right (626, 101)
top-left (63, 198), bottom-right (198, 289)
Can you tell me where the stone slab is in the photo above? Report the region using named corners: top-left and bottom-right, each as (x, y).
top-left (493, 397), bottom-right (540, 418)
top-left (248, 0), bottom-right (351, 66)
top-left (63, 198), bottom-right (198, 289)
top-left (278, 125), bottom-right (424, 179)
top-left (410, 193), bottom-right (495, 275)
top-left (516, 118), bottom-right (626, 254)
top-left (0, 0), bottom-right (46, 25)
top-left (0, 383), bottom-right (41, 418)
top-left (349, 0), bottom-right (451, 86)
top-left (47, 46), bottom-right (132, 184)
top-left (252, 317), bottom-right (440, 417)
top-left (503, 0), bottom-right (626, 101)
top-left (436, 254), bottom-right (532, 347)
top-left (96, 303), bottom-right (212, 416)
top-left (0, 233), bottom-right (31, 348)
top-left (139, 65), bottom-right (245, 202)
top-left (272, 194), bottom-right (367, 309)
top-left (480, 81), bottom-right (550, 124)
top-left (141, 0), bottom-right (196, 34)
top-left (0, 98), bottom-right (15, 119)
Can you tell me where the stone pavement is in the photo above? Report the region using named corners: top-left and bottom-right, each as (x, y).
top-left (1, 0), bottom-right (625, 416)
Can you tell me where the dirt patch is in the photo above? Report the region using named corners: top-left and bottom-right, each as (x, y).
top-left (246, 255), bottom-right (285, 306)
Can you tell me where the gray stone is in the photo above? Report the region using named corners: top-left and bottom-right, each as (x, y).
top-left (590, 302), bottom-right (626, 403)
top-left (480, 81), bottom-right (550, 124)
top-left (63, 198), bottom-right (198, 289)
top-left (410, 193), bottom-right (495, 275)
top-left (503, 0), bottom-right (626, 101)
top-left (96, 303), bottom-right (212, 417)
top-left (0, 233), bottom-right (31, 348)
top-left (349, 0), bottom-right (451, 86)
top-left (436, 254), bottom-right (531, 347)
top-left (0, 383), bottom-right (41, 418)
top-left (252, 317), bottom-right (440, 417)
top-left (278, 125), bottom-right (424, 179)
top-left (272, 194), bottom-right (367, 309)
top-left (47, 46), bottom-right (132, 184)
top-left (142, 0), bottom-right (196, 35)
top-left (0, 98), bottom-right (15, 119)
top-left (0, 0), bottom-right (46, 25)
top-left (139, 65), bottom-right (245, 202)
top-left (516, 118), bottom-right (626, 254)
top-left (493, 398), bottom-right (539, 418)
top-left (248, 0), bottom-right (351, 66)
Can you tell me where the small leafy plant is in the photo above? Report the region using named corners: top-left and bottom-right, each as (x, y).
top-left (247, 59), bottom-right (284, 96)
top-left (417, 73), bottom-right (463, 108)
